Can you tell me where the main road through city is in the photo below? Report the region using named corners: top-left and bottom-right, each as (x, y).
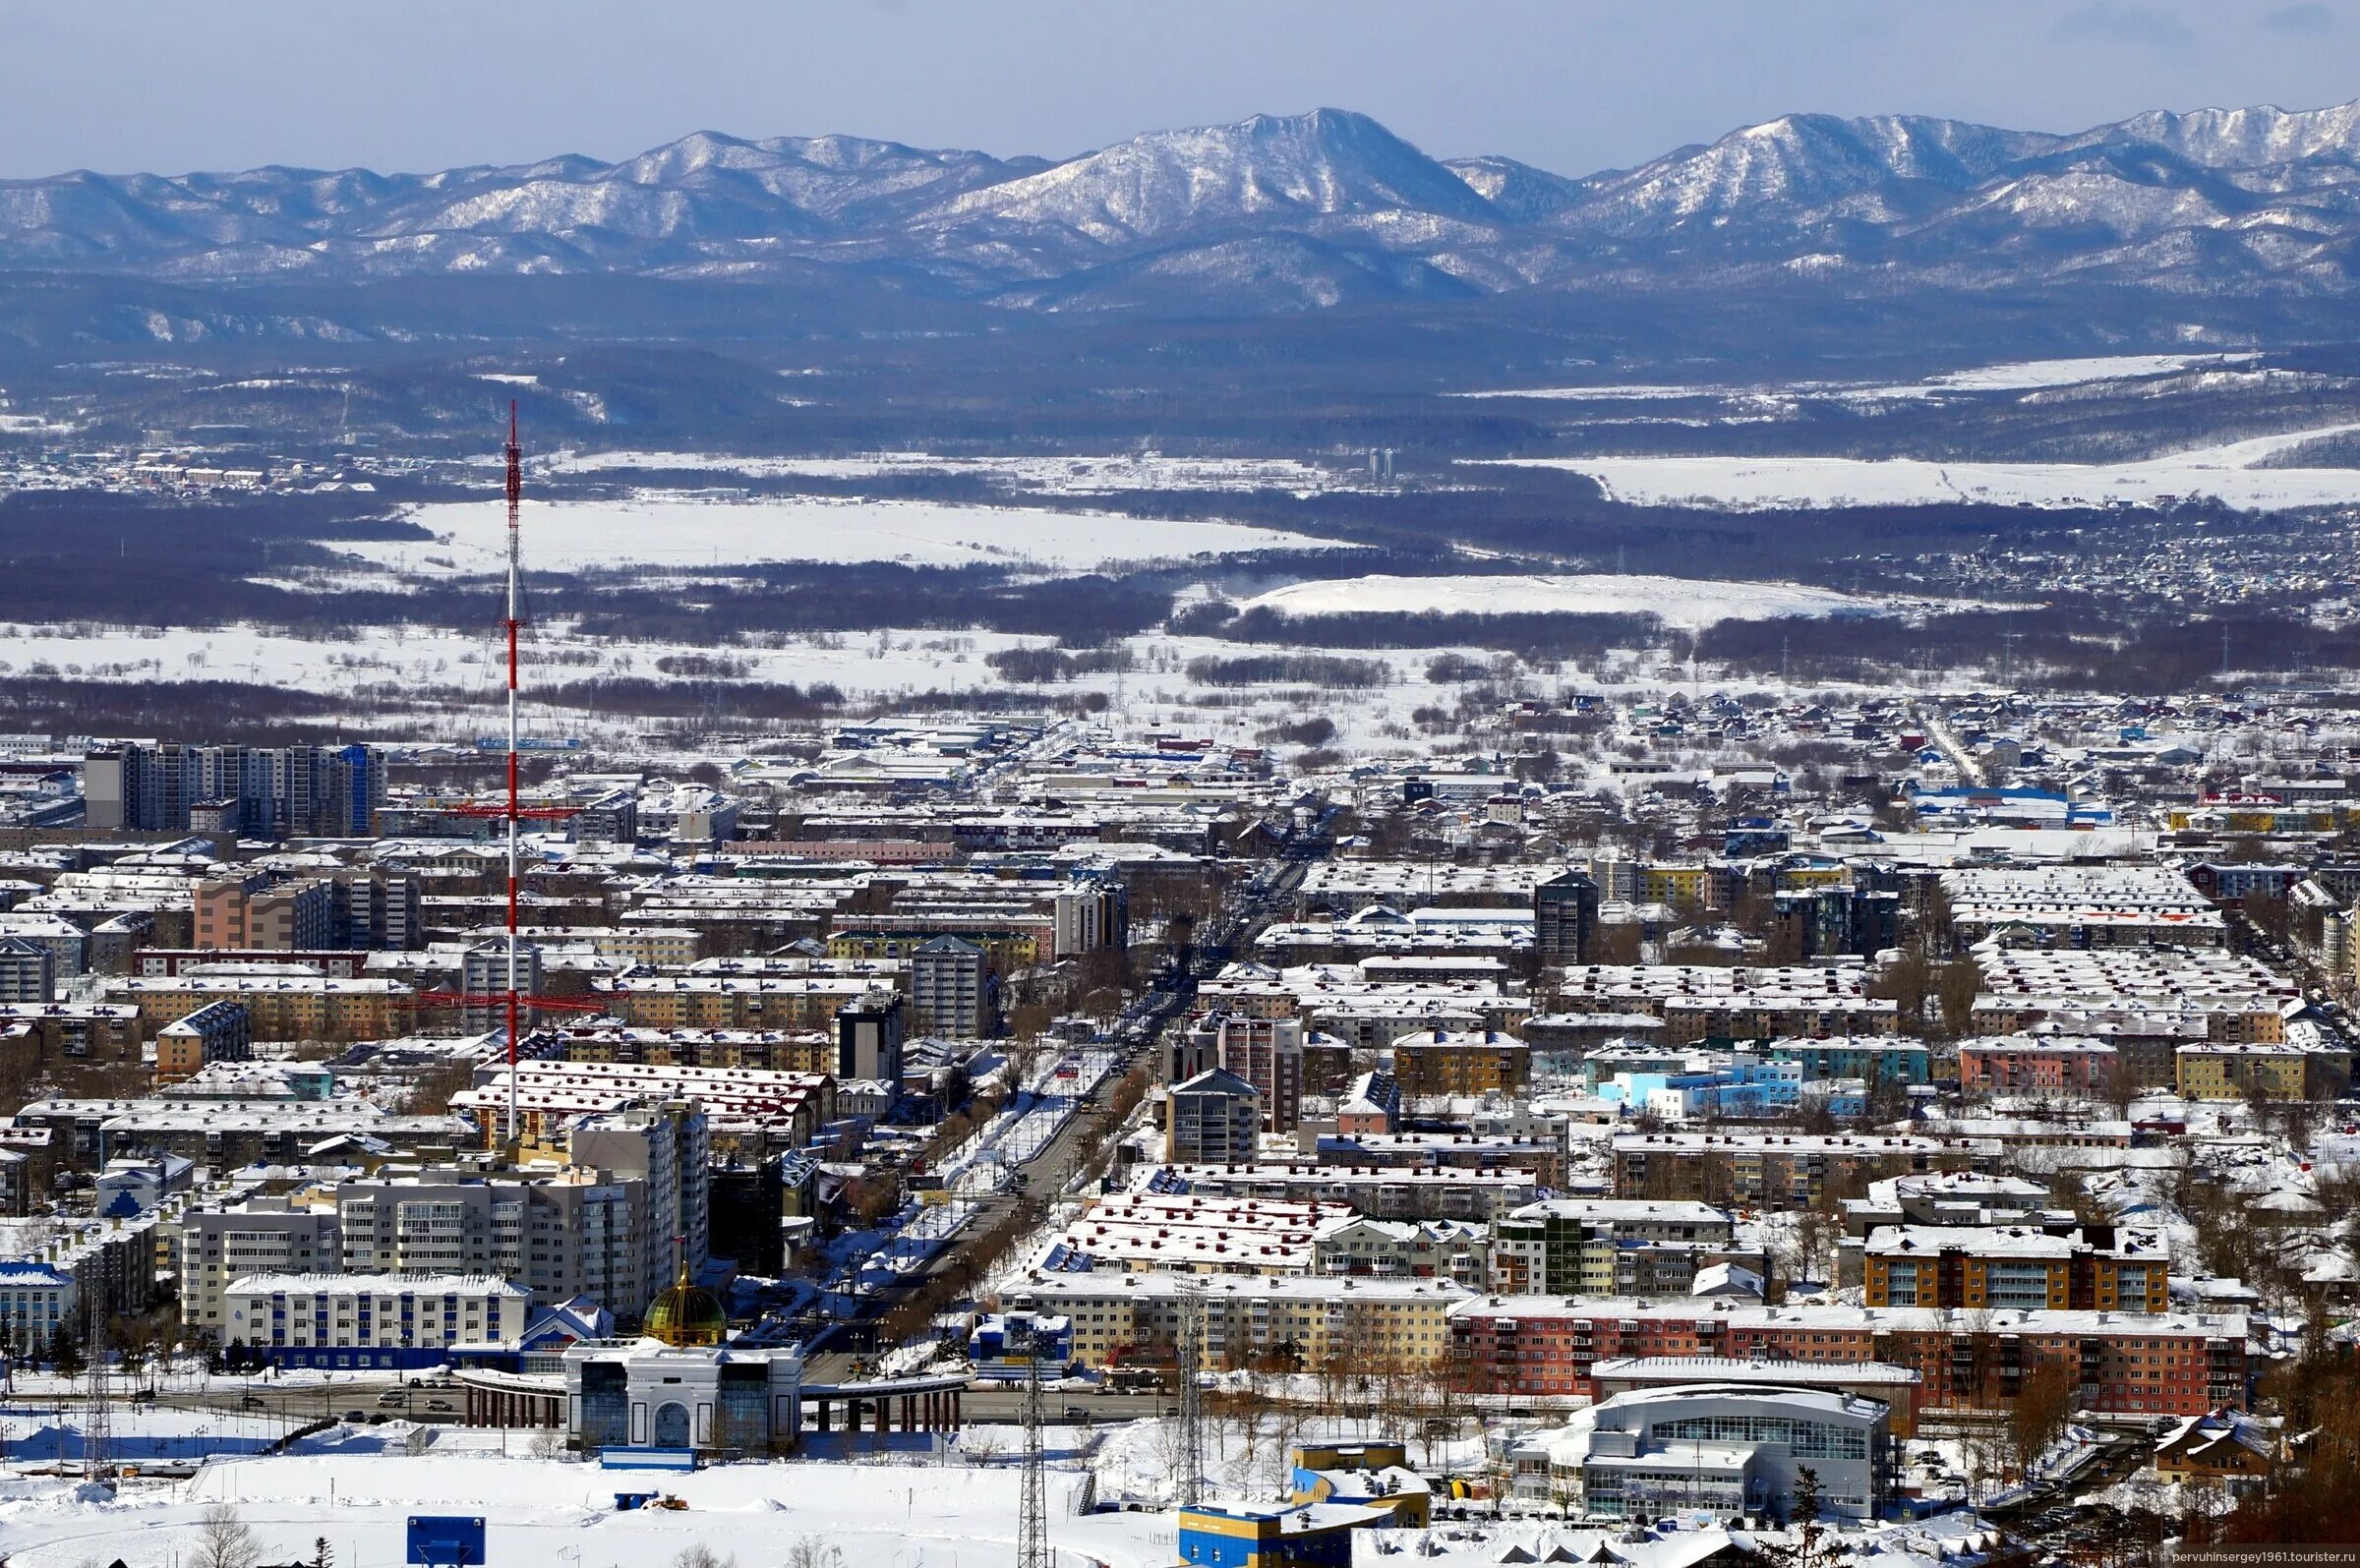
top-left (796, 830), bottom-right (1324, 1392)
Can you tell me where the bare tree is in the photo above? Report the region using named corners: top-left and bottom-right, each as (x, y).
top-left (1788, 1204), bottom-right (1838, 1290)
top-left (783, 1528), bottom-right (840, 1565)
top-left (674, 1547), bottom-right (738, 1568)
top-left (2008, 1359), bottom-right (2078, 1480)
top-left (196, 1503), bottom-right (259, 1568)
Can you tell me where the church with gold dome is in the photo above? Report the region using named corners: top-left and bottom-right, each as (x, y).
top-left (560, 1257), bottom-right (803, 1457)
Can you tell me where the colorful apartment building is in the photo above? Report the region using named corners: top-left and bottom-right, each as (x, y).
top-left (1446, 1297), bottom-right (2247, 1418)
top-left (1010, 1273), bottom-right (1466, 1372)
top-left (1862, 1225), bottom-right (2168, 1313)
top-left (104, 976), bottom-right (405, 1041)
top-left (1389, 1029), bottom-right (1530, 1098)
top-left (2177, 1042), bottom-right (2347, 1100)
top-left (1958, 1036), bottom-right (2117, 1096)
top-left (1611, 1132), bottom-right (2000, 1210)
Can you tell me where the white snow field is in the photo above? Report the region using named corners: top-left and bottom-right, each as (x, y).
top-left (359, 494), bottom-right (1346, 577)
top-left (1445, 382), bottom-right (1727, 400)
top-left (1482, 423), bottom-right (2360, 511)
top-left (1847, 352), bottom-right (2258, 397)
top-left (1236, 571), bottom-right (1882, 629)
top-left (1446, 351), bottom-right (2255, 402)
top-left (0, 1442), bottom-right (1180, 1568)
top-left (543, 450), bottom-right (1341, 495)
top-left (0, 620), bottom-right (1068, 705)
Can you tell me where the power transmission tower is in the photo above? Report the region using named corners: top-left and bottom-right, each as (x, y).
top-left (82, 1286), bottom-right (111, 1481)
top-left (1175, 1281), bottom-right (1206, 1509)
top-left (1018, 1322), bottom-right (1049, 1568)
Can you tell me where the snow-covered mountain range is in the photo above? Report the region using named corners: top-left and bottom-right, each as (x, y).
top-left (11, 101), bottom-right (2360, 311)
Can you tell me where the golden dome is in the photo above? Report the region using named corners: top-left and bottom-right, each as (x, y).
top-left (643, 1269), bottom-right (728, 1348)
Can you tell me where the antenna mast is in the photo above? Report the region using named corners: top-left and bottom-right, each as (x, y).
top-left (1018, 1318), bottom-right (1050, 1568)
top-left (1175, 1280), bottom-right (1206, 1509)
top-left (83, 1284), bottom-right (110, 1481)
top-left (503, 401), bottom-right (524, 1146)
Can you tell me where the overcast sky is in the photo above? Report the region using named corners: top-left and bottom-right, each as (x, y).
top-left (3, 0), bottom-right (2356, 179)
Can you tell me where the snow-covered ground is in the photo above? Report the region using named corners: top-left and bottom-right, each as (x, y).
top-left (1236, 572), bottom-right (1887, 629)
top-left (0, 1407), bottom-right (284, 1460)
top-left (543, 450), bottom-right (1344, 496)
top-left (0, 1439), bottom-right (1182, 1568)
top-left (1446, 383), bottom-right (1727, 401)
top-left (1480, 423), bottom-right (2360, 511)
top-left (0, 619), bottom-right (1067, 711)
top-left (1446, 352), bottom-right (2254, 402)
top-left (360, 494), bottom-right (1345, 577)
top-left (0, 610), bottom-right (1988, 778)
top-left (1850, 353), bottom-right (2258, 397)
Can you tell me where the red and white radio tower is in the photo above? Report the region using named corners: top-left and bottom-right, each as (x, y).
top-left (501, 401), bottom-right (525, 1143)
top-left (402, 404), bottom-right (599, 1147)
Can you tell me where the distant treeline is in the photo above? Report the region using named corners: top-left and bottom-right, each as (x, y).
top-left (1210, 604), bottom-right (1669, 658)
top-left (1701, 603), bottom-right (2360, 689)
top-left (535, 677), bottom-right (843, 718)
top-left (984, 645), bottom-right (1135, 683)
top-left (0, 677), bottom-right (353, 738)
top-left (568, 563), bottom-right (1172, 644)
top-left (0, 491), bottom-right (431, 627)
top-left (1184, 653), bottom-right (1391, 688)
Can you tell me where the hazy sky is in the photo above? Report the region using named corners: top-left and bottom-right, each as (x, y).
top-left (4, 0), bottom-right (2357, 179)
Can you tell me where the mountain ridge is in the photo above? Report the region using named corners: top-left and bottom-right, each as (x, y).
top-left (10, 99), bottom-right (2360, 312)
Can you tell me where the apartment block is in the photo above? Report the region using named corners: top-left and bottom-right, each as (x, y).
top-left (1011, 1272), bottom-right (1467, 1372)
top-left (1862, 1224), bottom-right (2168, 1312)
top-left (1489, 1198), bottom-right (1738, 1297)
top-left (153, 1000), bottom-right (252, 1083)
top-left (180, 1196), bottom-right (343, 1332)
top-left (1446, 1297), bottom-right (2247, 1419)
top-left (1611, 1132), bottom-right (2001, 1210)
top-left (193, 876), bottom-right (334, 952)
top-left (221, 1272), bottom-right (528, 1369)
top-left (1958, 1036), bottom-right (2118, 1097)
top-left (2177, 1042), bottom-right (2348, 1100)
top-left (910, 935), bottom-right (988, 1037)
top-left (1165, 1068), bottom-right (1262, 1165)
top-left (1390, 1028), bottom-right (1530, 1099)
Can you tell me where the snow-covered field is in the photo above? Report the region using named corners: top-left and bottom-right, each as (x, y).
top-left (0, 1440), bottom-right (1179, 1568)
top-left (1446, 382), bottom-right (1724, 401)
top-left (0, 611), bottom-right (1961, 772)
top-left (1446, 351), bottom-right (2254, 403)
top-left (1483, 423), bottom-right (2360, 511)
top-left (0, 620), bottom-right (1052, 707)
top-left (543, 450), bottom-right (1343, 496)
top-left (360, 494), bottom-right (1347, 577)
top-left (0, 1407), bottom-right (283, 1460)
top-left (1851, 353), bottom-right (2257, 397)
top-left (1237, 572), bottom-right (1885, 629)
